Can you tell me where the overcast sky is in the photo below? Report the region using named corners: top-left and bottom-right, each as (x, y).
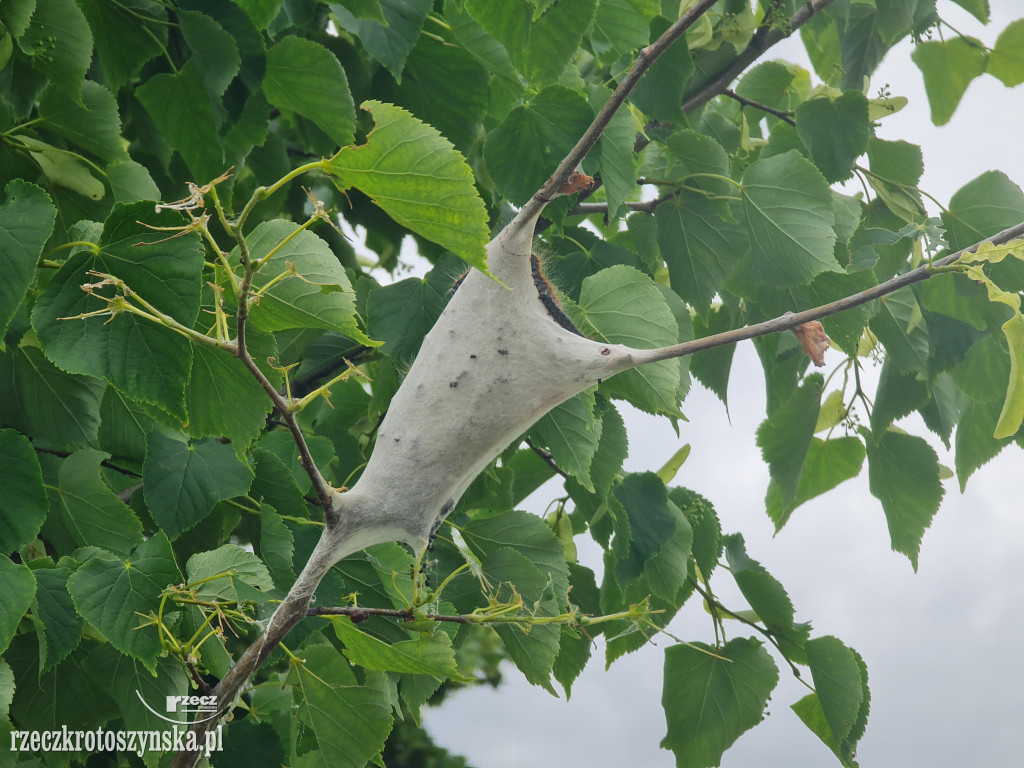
top-left (421, 3), bottom-right (1024, 766)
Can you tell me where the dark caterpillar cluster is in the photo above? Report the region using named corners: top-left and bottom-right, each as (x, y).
top-left (530, 253), bottom-right (583, 337)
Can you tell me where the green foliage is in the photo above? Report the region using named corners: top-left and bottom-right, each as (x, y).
top-left (1, 1), bottom-right (1023, 767)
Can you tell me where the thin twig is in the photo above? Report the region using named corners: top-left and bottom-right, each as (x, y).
top-left (723, 88), bottom-right (796, 124)
top-left (635, 222), bottom-right (1024, 365)
top-left (522, 0), bottom-right (720, 219)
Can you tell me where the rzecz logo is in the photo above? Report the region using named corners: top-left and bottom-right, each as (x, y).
top-left (135, 692), bottom-right (219, 725)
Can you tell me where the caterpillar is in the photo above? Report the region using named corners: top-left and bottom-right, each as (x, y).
top-left (530, 253), bottom-right (583, 337)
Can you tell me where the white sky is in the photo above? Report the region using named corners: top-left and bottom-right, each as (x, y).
top-left (423, 3), bottom-right (1024, 767)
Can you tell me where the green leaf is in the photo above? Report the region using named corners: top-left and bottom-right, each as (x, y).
top-left (591, 84), bottom-right (639, 217)
top-left (333, 0), bottom-right (387, 23)
top-left (590, 0), bottom-right (651, 59)
top-left (741, 151), bottom-right (840, 286)
top-left (579, 265), bottom-right (681, 417)
top-left (32, 202), bottom-right (204, 421)
top-left (870, 286), bottom-right (930, 374)
top-left (380, 37), bottom-right (490, 153)
top-left (465, 0), bottom-right (599, 85)
top-left (613, 473), bottom-right (692, 603)
top-left (989, 19), bottom-right (1024, 87)
top-left (231, 0), bottom-right (283, 28)
top-left (994, 313), bottom-right (1024, 439)
top-left (67, 533), bottom-right (181, 672)
top-left (805, 636), bottom-right (868, 746)
top-left (795, 91), bottom-right (870, 183)
top-left (31, 566), bottom-right (84, 674)
top-left (0, 429), bottom-right (47, 552)
top-left (866, 429), bottom-right (944, 569)
top-left (77, 0), bottom-right (164, 92)
top-left (185, 341), bottom-right (275, 451)
top-left (839, 0), bottom-right (890, 91)
top-left (691, 304), bottom-right (736, 410)
top-left (942, 171), bottom-right (1024, 251)
top-left (911, 37), bottom-right (988, 126)
top-left (17, 135), bottom-right (105, 200)
top-left (263, 36), bottom-right (355, 149)
top-left (38, 80), bottom-right (125, 163)
top-left (327, 101), bottom-right (490, 273)
top-left (186, 543), bottom-right (274, 601)
top-left (86, 645), bottom-right (187, 736)
top-left (42, 448), bottom-right (144, 557)
top-left (0, 180), bottom-right (55, 336)
top-left (366, 275), bottom-right (449, 364)
top-left (179, 9), bottom-right (240, 100)
top-left (291, 645), bottom-right (393, 768)
top-left (330, 0), bottom-right (433, 82)
top-left (756, 375), bottom-right (823, 512)
top-left (0, 558), bottom-right (35, 655)
top-left (143, 432), bottom-right (254, 540)
top-left (0, 346), bottom-right (105, 450)
top-left (736, 60), bottom-right (809, 113)
top-left (661, 637), bottom-right (779, 768)
top-left (106, 159), bottom-right (161, 203)
top-left (333, 616), bottom-right (467, 681)
top-left (632, 17), bottom-right (692, 121)
top-left (657, 194), bottom-right (747, 317)
top-left (723, 533), bottom-right (795, 634)
top-left (461, 509), bottom-right (570, 603)
top-left (232, 220), bottom-right (372, 344)
top-left (136, 61), bottom-right (226, 183)
top-left (19, 0), bottom-right (92, 104)
top-left (483, 85), bottom-right (594, 206)
top-left (767, 436), bottom-right (866, 530)
top-left (530, 392), bottom-right (602, 493)
top-left (949, 0), bottom-right (989, 23)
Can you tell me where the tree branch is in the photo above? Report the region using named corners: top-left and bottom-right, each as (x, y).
top-left (631, 222), bottom-right (1024, 366)
top-left (681, 0), bottom-right (840, 115)
top-left (521, 0), bottom-right (719, 221)
top-left (723, 88), bottom-right (796, 124)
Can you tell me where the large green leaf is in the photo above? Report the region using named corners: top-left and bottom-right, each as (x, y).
top-left (18, 0), bottom-right (93, 104)
top-left (232, 220), bottom-right (372, 344)
top-left (483, 84), bottom-right (594, 206)
top-left (870, 286), bottom-right (930, 374)
top-left (0, 429), bottom-right (47, 552)
top-left (67, 533), bottom-right (182, 672)
top-left (529, 392), bottom-right (602, 493)
top-left (661, 637), bottom-right (779, 768)
top-left (333, 615), bottom-right (466, 681)
top-left (179, 9), bottom-right (240, 101)
top-left (804, 636), bottom-right (869, 749)
top-left (327, 101), bottom-right (490, 273)
top-left (366, 274), bottom-right (449, 364)
top-left (263, 36), bottom-right (355, 149)
top-left (31, 566), bottom-right (84, 674)
top-left (77, 0), bottom-right (165, 92)
top-left (941, 171), bottom-right (1024, 251)
top-left (0, 346), bottom-right (105, 450)
top-left (135, 60), bottom-right (226, 183)
top-left (988, 19), bottom-right (1024, 87)
top-left (911, 37), bottom-right (987, 126)
top-left (741, 151), bottom-right (840, 286)
top-left (657, 194), bottom-right (747, 317)
top-left (461, 509), bottom-right (569, 603)
top-left (723, 533), bottom-right (795, 635)
top-left (185, 340), bottom-right (276, 451)
top-left (185, 543), bottom-right (274, 602)
top-left (866, 429), bottom-right (944, 569)
top-left (613, 473), bottom-right (692, 603)
top-left (41, 448), bottom-right (144, 558)
top-left (756, 375), bottom-right (823, 512)
top-left (767, 436), bottom-right (866, 530)
top-left (0, 180), bottom-right (56, 335)
top-left (465, 0), bottom-right (598, 85)
top-left (32, 203), bottom-right (204, 421)
top-left (143, 432), bottom-right (254, 540)
top-left (38, 80), bottom-right (125, 163)
top-left (579, 265), bottom-right (681, 417)
top-left (795, 91), bottom-right (870, 182)
top-left (330, 0), bottom-right (433, 82)
top-left (0, 558), bottom-right (35, 655)
top-left (291, 644), bottom-right (393, 768)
